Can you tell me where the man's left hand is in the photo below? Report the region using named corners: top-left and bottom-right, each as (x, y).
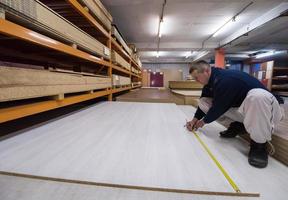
top-left (194, 119), bottom-right (205, 131)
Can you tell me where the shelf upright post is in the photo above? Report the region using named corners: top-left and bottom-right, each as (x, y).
top-left (107, 30), bottom-right (113, 101)
top-left (130, 57), bottom-right (132, 89)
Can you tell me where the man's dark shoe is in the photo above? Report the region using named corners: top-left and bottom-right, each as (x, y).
top-left (248, 140), bottom-right (268, 168)
top-left (220, 122), bottom-right (246, 138)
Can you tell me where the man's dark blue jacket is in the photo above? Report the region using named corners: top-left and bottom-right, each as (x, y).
top-left (194, 67), bottom-right (282, 124)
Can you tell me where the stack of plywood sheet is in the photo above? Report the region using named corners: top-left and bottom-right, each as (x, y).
top-left (120, 76), bottom-right (131, 86)
top-left (0, 0), bottom-right (110, 59)
top-left (111, 50), bottom-right (130, 71)
top-left (112, 74), bottom-right (131, 87)
top-left (267, 103), bottom-right (288, 166)
top-left (111, 25), bottom-right (132, 56)
top-left (171, 90), bottom-right (201, 107)
top-left (128, 43), bottom-right (137, 53)
top-left (0, 66), bottom-right (111, 102)
top-left (169, 81), bottom-right (203, 90)
top-left (136, 57), bottom-right (142, 68)
top-left (79, 0), bottom-right (112, 31)
top-left (132, 53), bottom-right (142, 68)
top-left (131, 67), bottom-right (141, 75)
top-left (132, 81), bottom-right (141, 87)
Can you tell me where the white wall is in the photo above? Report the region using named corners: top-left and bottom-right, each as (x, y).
top-left (142, 63), bottom-right (190, 80)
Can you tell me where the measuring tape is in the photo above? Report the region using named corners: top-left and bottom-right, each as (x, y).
top-left (192, 130), bottom-right (241, 193)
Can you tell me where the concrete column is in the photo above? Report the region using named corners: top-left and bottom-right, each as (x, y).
top-left (215, 48), bottom-right (225, 68)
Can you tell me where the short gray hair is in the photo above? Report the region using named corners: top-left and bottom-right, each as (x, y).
top-left (189, 60), bottom-right (211, 74)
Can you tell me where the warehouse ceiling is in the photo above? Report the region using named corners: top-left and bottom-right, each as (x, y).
top-left (102, 0), bottom-right (288, 63)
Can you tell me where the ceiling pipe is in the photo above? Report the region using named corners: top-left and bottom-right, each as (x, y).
top-left (201, 1), bottom-right (254, 49)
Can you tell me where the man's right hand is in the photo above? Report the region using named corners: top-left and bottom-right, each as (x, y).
top-left (186, 118), bottom-right (198, 131)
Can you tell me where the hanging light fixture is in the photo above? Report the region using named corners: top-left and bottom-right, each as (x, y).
top-left (159, 19), bottom-right (164, 38)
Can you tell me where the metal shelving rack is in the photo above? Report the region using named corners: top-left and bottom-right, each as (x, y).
top-left (0, 0), bottom-right (142, 123)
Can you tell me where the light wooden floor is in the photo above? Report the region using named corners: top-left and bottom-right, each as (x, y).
top-left (0, 102), bottom-right (287, 200)
top-left (116, 88), bottom-right (185, 104)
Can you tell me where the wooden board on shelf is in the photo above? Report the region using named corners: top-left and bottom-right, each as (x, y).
top-left (111, 50), bottom-right (131, 71)
top-left (79, 0), bottom-right (112, 31)
top-left (112, 74), bottom-right (131, 87)
top-left (271, 84), bottom-right (288, 90)
top-left (0, 90), bottom-right (110, 123)
top-left (49, 69), bottom-right (109, 78)
top-left (0, 0), bottom-right (110, 59)
top-left (111, 25), bottom-right (132, 56)
top-left (0, 66), bottom-right (111, 102)
top-left (0, 19), bottom-right (111, 67)
top-left (112, 64), bottom-right (131, 75)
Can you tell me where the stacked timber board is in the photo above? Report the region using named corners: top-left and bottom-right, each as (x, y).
top-left (79, 0), bottom-right (112, 31)
top-left (132, 67), bottom-right (141, 75)
top-left (132, 81), bottom-right (142, 87)
top-left (111, 50), bottom-right (130, 71)
top-left (0, 0), bottom-right (110, 59)
top-left (169, 81), bottom-right (203, 90)
top-left (171, 90), bottom-right (201, 107)
top-left (132, 53), bottom-right (142, 68)
top-left (112, 74), bottom-right (131, 87)
top-left (112, 25), bottom-right (132, 56)
top-left (0, 66), bottom-right (111, 102)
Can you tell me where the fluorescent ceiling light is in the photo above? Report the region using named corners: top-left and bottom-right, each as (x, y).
top-left (225, 54), bottom-right (250, 58)
top-left (185, 51), bottom-right (197, 58)
top-left (159, 19), bottom-right (164, 38)
top-left (185, 51), bottom-right (192, 58)
top-left (255, 50), bottom-right (287, 59)
top-left (156, 51), bottom-right (160, 58)
top-left (213, 17), bottom-right (236, 38)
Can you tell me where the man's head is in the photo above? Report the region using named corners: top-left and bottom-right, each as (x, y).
top-left (189, 60), bottom-right (211, 85)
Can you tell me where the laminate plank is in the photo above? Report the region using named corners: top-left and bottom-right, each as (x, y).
top-left (0, 102), bottom-right (244, 194)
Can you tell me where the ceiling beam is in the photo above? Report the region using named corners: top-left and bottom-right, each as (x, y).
top-left (136, 42), bottom-right (218, 51)
top-left (220, 2), bottom-right (288, 47)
